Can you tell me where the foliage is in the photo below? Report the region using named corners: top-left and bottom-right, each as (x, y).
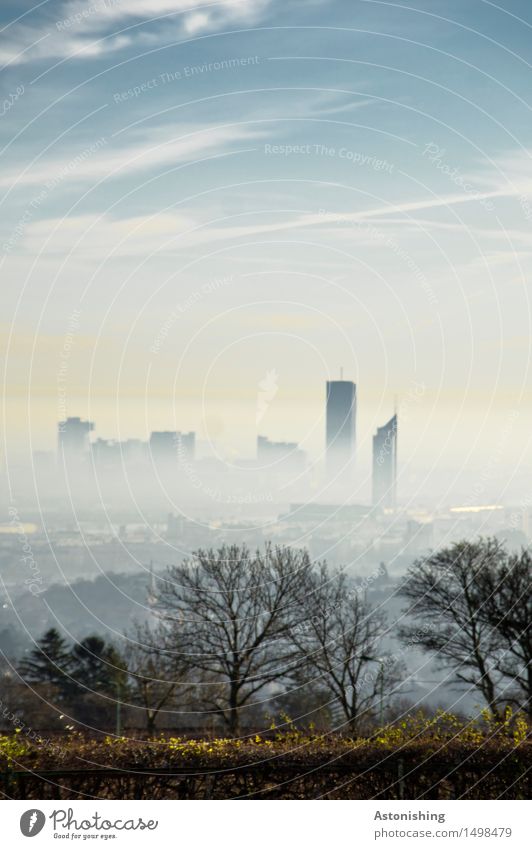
top-left (17, 628), bottom-right (74, 699)
top-left (0, 711), bottom-right (529, 799)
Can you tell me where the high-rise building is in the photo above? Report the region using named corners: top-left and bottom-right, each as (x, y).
top-left (326, 380), bottom-right (357, 478)
top-left (372, 414), bottom-right (397, 510)
top-left (57, 417), bottom-right (94, 462)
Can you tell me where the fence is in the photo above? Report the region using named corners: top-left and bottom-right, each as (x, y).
top-left (1, 745), bottom-right (529, 799)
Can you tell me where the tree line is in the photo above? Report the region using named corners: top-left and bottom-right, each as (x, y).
top-left (3, 537), bottom-right (530, 736)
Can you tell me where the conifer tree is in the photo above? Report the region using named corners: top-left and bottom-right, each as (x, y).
top-left (18, 628), bottom-right (74, 699)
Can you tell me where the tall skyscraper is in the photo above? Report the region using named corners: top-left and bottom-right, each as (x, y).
top-left (372, 414), bottom-right (398, 510)
top-left (326, 380), bottom-right (357, 478)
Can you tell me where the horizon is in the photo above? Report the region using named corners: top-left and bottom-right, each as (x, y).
top-left (2, 0), bottom-right (531, 510)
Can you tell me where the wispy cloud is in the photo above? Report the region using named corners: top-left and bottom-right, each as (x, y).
top-left (15, 183), bottom-right (520, 259)
top-left (20, 210), bottom-right (198, 257)
top-left (476, 148), bottom-right (532, 196)
top-left (61, 0), bottom-right (270, 29)
top-left (1, 123), bottom-right (259, 191)
top-left (0, 0), bottom-right (273, 66)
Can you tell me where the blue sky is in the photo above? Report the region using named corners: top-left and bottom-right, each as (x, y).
top-left (2, 0), bottom-right (532, 501)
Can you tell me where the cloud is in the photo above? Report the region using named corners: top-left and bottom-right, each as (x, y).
top-left (1, 123), bottom-right (259, 191)
top-left (10, 139), bottom-right (532, 259)
top-left (0, 0), bottom-right (273, 66)
top-left (183, 11), bottom-right (212, 34)
top-left (20, 210), bottom-right (198, 257)
top-left (0, 24), bottom-right (131, 67)
top-left (60, 0), bottom-right (269, 29)
top-left (469, 148), bottom-right (532, 197)
top-left (14, 183), bottom-right (514, 259)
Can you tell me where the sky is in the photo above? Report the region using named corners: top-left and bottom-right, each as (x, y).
top-left (1, 0), bottom-right (532, 503)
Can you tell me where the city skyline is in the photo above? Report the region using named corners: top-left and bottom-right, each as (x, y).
top-left (50, 376), bottom-right (407, 509)
top-left (2, 0), bottom-right (531, 505)
top-left (0, 1), bottom-right (530, 818)
top-left (55, 377), bottom-right (397, 473)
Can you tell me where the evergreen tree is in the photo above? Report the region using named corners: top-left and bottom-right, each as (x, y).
top-left (18, 628), bottom-right (74, 699)
top-left (71, 635), bottom-right (128, 698)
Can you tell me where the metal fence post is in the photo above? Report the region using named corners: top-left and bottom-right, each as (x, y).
top-left (397, 758), bottom-right (405, 799)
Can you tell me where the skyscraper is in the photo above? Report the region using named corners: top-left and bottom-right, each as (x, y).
top-left (372, 414), bottom-right (398, 510)
top-left (326, 380), bottom-right (357, 478)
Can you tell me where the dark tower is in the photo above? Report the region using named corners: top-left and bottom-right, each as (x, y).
top-left (326, 380), bottom-right (356, 479)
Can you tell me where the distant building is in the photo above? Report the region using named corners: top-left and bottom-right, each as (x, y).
top-left (121, 439), bottom-right (147, 464)
top-left (92, 438), bottom-right (148, 469)
top-left (372, 414), bottom-right (397, 510)
top-left (403, 518), bottom-right (432, 554)
top-left (283, 503), bottom-right (370, 524)
top-left (166, 513), bottom-right (186, 540)
top-left (326, 380), bottom-right (356, 478)
top-left (150, 431), bottom-right (195, 463)
top-left (257, 435), bottom-right (306, 473)
top-left (91, 438), bottom-right (119, 468)
top-left (57, 417), bottom-right (94, 462)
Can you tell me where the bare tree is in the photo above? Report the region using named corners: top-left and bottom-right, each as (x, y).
top-left (399, 538), bottom-right (509, 718)
top-left (294, 563), bottom-right (401, 733)
top-left (123, 622), bottom-right (191, 734)
top-left (477, 548), bottom-right (531, 717)
top-left (157, 544), bottom-right (312, 735)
